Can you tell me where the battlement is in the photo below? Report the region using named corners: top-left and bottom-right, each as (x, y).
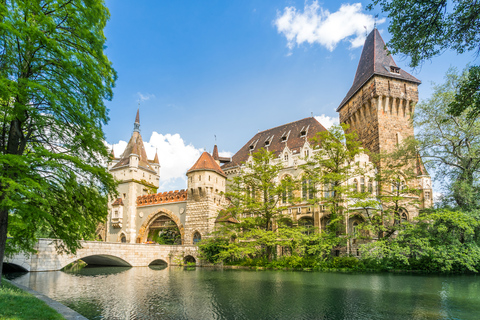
top-left (137, 190), bottom-right (187, 206)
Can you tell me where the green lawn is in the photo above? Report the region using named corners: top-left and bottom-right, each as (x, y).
top-left (0, 278), bottom-right (65, 320)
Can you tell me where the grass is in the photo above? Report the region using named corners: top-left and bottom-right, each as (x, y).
top-left (0, 278), bottom-right (66, 320)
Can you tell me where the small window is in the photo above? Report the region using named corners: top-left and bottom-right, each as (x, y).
top-left (390, 66), bottom-right (400, 73)
top-left (284, 153), bottom-right (288, 161)
top-left (193, 232), bottom-right (202, 244)
top-left (114, 210), bottom-right (118, 218)
top-left (300, 130), bottom-right (306, 137)
top-left (208, 175), bottom-right (211, 181)
top-left (265, 140), bottom-right (270, 147)
top-left (199, 175), bottom-right (201, 181)
top-left (250, 145), bottom-right (255, 150)
top-left (297, 207), bottom-right (302, 214)
top-left (123, 193), bottom-right (126, 199)
top-left (360, 177), bottom-right (365, 193)
top-left (425, 191), bottom-right (431, 200)
top-left (304, 149), bottom-right (309, 158)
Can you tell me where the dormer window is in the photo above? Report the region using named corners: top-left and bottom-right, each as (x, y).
top-left (264, 135), bottom-right (274, 147)
top-left (249, 139), bottom-right (259, 152)
top-left (390, 66), bottom-right (400, 74)
top-left (281, 130), bottom-right (290, 142)
top-left (300, 125), bottom-right (309, 137)
top-left (284, 153), bottom-right (288, 161)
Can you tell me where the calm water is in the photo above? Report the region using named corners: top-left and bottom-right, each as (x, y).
top-left (7, 266), bottom-right (480, 320)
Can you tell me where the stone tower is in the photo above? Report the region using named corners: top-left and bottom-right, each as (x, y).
top-left (107, 109), bottom-right (160, 243)
top-left (184, 147), bottom-right (227, 244)
top-left (337, 28), bottom-right (432, 209)
top-left (337, 28), bottom-right (421, 155)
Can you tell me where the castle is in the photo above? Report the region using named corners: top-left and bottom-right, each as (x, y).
top-left (100, 29), bottom-right (432, 244)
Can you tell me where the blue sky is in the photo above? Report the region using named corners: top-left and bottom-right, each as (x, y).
top-left (103, 1), bottom-right (474, 191)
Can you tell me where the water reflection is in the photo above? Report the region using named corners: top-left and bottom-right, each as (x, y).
top-left (10, 268), bottom-right (480, 320)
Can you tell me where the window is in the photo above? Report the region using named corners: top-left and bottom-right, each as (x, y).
top-left (304, 149), bottom-right (309, 158)
top-left (297, 207), bottom-right (302, 214)
top-left (120, 235), bottom-right (126, 243)
top-left (123, 193), bottom-right (126, 199)
top-left (360, 177), bottom-right (365, 193)
top-left (353, 221), bottom-right (359, 236)
top-left (324, 183), bottom-right (333, 198)
top-left (425, 191), bottom-right (431, 200)
top-left (199, 175), bottom-right (201, 181)
top-left (208, 175), bottom-right (211, 181)
top-left (193, 232), bottom-right (202, 244)
top-left (114, 210), bottom-right (118, 218)
top-left (354, 179), bottom-right (359, 192)
top-left (302, 179), bottom-right (314, 200)
top-left (284, 153), bottom-right (288, 161)
top-left (368, 180), bottom-right (373, 193)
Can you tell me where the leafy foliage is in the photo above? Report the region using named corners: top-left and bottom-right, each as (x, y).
top-left (0, 0), bottom-right (117, 277)
top-left (414, 67), bottom-right (480, 211)
top-left (360, 209), bottom-right (480, 272)
top-left (369, 0), bottom-right (480, 68)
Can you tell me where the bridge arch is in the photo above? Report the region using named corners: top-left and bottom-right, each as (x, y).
top-left (149, 259), bottom-right (168, 266)
top-left (2, 262), bottom-right (29, 273)
top-left (63, 254), bottom-right (132, 269)
top-left (137, 209), bottom-right (185, 244)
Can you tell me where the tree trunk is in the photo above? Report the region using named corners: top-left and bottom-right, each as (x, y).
top-left (0, 207), bottom-right (8, 283)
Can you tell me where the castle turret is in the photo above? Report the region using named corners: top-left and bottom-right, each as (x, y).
top-left (106, 109), bottom-right (160, 243)
top-left (184, 149), bottom-right (227, 244)
top-left (338, 28), bottom-right (421, 155)
top-left (337, 28), bottom-right (432, 210)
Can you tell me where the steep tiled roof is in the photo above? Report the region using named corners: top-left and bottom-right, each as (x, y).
top-left (111, 111), bottom-right (156, 173)
top-left (337, 29), bottom-right (421, 111)
top-left (112, 198), bottom-right (124, 206)
top-left (187, 151), bottom-right (227, 177)
top-left (222, 117), bottom-right (327, 170)
top-left (416, 153), bottom-right (428, 176)
top-left (153, 152), bottom-right (159, 164)
top-left (212, 145), bottom-right (219, 160)
top-left (215, 210), bottom-right (239, 224)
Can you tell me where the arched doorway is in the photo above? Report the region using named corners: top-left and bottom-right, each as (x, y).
top-left (137, 210), bottom-right (185, 244)
top-left (146, 215), bottom-right (181, 244)
top-left (120, 235), bottom-right (127, 243)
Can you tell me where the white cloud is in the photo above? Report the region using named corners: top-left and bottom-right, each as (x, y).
top-left (109, 132), bottom-right (205, 191)
top-left (219, 151), bottom-right (233, 158)
top-left (315, 114), bottom-right (339, 129)
top-left (137, 92), bottom-right (156, 102)
top-left (275, 2), bottom-right (384, 52)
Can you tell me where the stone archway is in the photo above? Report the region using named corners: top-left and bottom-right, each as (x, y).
top-left (137, 209), bottom-right (185, 244)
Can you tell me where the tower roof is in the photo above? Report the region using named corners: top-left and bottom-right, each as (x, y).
top-left (337, 29), bottom-right (421, 111)
top-left (111, 110), bottom-right (156, 173)
top-left (212, 145), bottom-right (219, 160)
top-left (187, 151), bottom-right (226, 177)
top-left (153, 151), bottom-right (159, 164)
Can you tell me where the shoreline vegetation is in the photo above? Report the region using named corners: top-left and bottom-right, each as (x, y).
top-left (0, 277), bottom-right (66, 320)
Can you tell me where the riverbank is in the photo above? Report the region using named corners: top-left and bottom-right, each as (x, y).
top-left (1, 277), bottom-right (87, 320)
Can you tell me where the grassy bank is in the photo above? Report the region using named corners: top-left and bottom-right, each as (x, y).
top-left (0, 278), bottom-right (65, 320)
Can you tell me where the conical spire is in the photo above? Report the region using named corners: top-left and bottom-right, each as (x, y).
top-left (134, 108), bottom-right (140, 133)
top-left (153, 151), bottom-right (159, 164)
top-left (110, 147), bottom-right (115, 159)
top-left (337, 28), bottom-right (420, 111)
top-left (212, 145), bottom-right (219, 160)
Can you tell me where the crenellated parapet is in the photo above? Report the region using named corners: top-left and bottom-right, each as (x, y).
top-left (137, 190), bottom-right (188, 206)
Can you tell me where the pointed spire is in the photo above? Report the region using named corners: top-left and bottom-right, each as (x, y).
top-left (110, 147), bottom-right (115, 159)
top-left (153, 150), bottom-right (159, 164)
top-left (337, 28), bottom-right (421, 111)
top-left (134, 108), bottom-right (140, 133)
top-left (212, 144), bottom-right (219, 160)
top-left (131, 143), bottom-right (139, 155)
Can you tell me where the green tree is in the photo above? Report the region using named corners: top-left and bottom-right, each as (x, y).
top-left (369, 0), bottom-right (480, 117)
top-left (302, 124), bottom-right (363, 236)
top-left (225, 148), bottom-right (297, 232)
top-left (414, 67), bottom-right (480, 210)
top-left (360, 209), bottom-right (480, 273)
top-left (0, 0), bottom-right (117, 278)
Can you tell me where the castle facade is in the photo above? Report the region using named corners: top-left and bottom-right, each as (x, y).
top-left (101, 29), bottom-right (432, 245)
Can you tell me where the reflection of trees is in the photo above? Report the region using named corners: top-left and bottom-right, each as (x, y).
top-left (147, 216), bottom-right (181, 244)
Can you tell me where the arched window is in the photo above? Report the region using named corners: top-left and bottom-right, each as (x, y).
top-left (193, 232), bottom-right (201, 244)
top-left (352, 221), bottom-right (359, 236)
top-left (360, 177), bottom-right (365, 193)
top-left (395, 210), bottom-right (408, 225)
top-left (324, 183), bottom-right (333, 198)
top-left (120, 235), bottom-right (126, 243)
top-left (298, 218), bottom-right (314, 235)
top-left (284, 153), bottom-right (288, 161)
top-left (368, 180), bottom-right (373, 193)
top-left (353, 179), bottom-right (359, 192)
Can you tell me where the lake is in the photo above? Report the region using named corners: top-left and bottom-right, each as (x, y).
top-left (7, 266), bottom-right (480, 319)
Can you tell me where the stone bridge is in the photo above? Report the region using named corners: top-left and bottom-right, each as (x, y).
top-left (4, 238), bottom-right (199, 272)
